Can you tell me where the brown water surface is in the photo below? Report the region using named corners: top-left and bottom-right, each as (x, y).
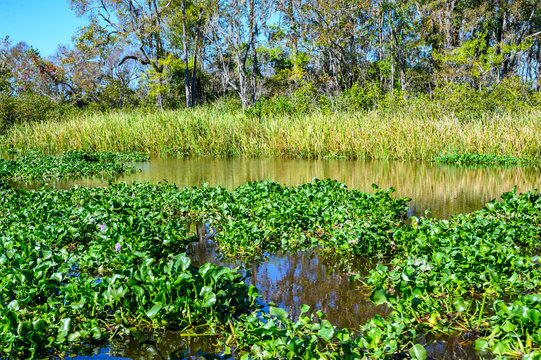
top-left (24, 158), bottom-right (541, 218)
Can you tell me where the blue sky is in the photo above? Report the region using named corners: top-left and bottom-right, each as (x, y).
top-left (0, 0), bottom-right (87, 57)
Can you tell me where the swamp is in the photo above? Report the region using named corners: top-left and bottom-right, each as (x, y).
top-left (3, 1), bottom-right (541, 359)
top-left (1, 152), bottom-right (541, 360)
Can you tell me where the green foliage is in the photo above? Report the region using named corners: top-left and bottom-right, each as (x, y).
top-left (434, 153), bottom-right (538, 167)
top-left (2, 170), bottom-right (541, 358)
top-left (145, 54), bottom-right (187, 108)
top-left (246, 82), bottom-right (384, 118)
top-left (0, 93), bottom-right (75, 133)
top-left (431, 79), bottom-right (539, 121)
top-left (0, 150), bottom-right (149, 180)
top-left (0, 182), bottom-right (258, 358)
top-left (436, 33), bottom-right (533, 84)
top-left (227, 307), bottom-right (421, 359)
top-left (358, 188), bottom-right (541, 358)
top-left (478, 295), bottom-right (541, 358)
top-left (188, 180), bottom-right (409, 256)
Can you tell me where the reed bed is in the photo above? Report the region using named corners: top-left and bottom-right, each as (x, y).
top-left (2, 107), bottom-right (540, 159)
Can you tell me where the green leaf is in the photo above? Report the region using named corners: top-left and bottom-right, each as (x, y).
top-left (491, 341), bottom-right (509, 355)
top-left (57, 318), bottom-right (71, 342)
top-left (146, 304), bottom-right (163, 319)
top-left (300, 304), bottom-right (310, 314)
top-left (32, 319), bottom-right (47, 332)
top-left (474, 339), bottom-right (489, 353)
top-left (269, 306), bottom-right (288, 321)
top-left (370, 288), bottom-right (388, 305)
top-left (174, 253), bottom-right (191, 271)
top-left (317, 319), bottom-right (335, 342)
top-left (452, 297), bottom-right (468, 313)
top-left (200, 286), bottom-right (217, 307)
top-left (527, 309), bottom-right (541, 326)
top-left (409, 344), bottom-right (427, 360)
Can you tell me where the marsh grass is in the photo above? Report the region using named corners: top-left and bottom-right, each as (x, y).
top-left (2, 106), bottom-right (540, 160)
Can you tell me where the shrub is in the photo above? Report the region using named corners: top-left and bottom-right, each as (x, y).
top-left (0, 93), bottom-right (75, 133)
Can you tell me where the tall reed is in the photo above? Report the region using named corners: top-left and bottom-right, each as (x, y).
top-left (2, 107), bottom-right (540, 160)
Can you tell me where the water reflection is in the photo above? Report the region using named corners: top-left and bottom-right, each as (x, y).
top-left (188, 228), bottom-right (389, 330)
top-left (424, 334), bottom-right (490, 360)
top-left (70, 331), bottom-right (224, 360)
top-left (23, 158), bottom-right (541, 218)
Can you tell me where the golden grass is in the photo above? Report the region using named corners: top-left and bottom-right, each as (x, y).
top-left (1, 107), bottom-right (540, 160)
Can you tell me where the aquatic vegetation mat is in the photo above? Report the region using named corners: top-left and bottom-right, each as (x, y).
top-left (0, 149), bottom-right (149, 180)
top-left (434, 153), bottom-right (539, 167)
top-left (0, 183), bottom-right (258, 358)
top-left (0, 180), bottom-right (406, 358)
top-left (1, 180), bottom-right (540, 359)
top-left (357, 189), bottom-right (541, 359)
top-left (197, 180), bottom-right (409, 256)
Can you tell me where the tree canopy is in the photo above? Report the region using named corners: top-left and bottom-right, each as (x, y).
top-left (1, 0), bottom-right (541, 110)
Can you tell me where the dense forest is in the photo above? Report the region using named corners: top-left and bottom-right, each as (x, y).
top-left (1, 0), bottom-right (541, 129)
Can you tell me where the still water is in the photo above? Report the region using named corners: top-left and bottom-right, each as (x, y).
top-left (31, 158), bottom-right (541, 219)
top-left (46, 158), bottom-right (539, 359)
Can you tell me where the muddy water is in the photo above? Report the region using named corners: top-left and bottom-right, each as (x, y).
top-left (26, 158), bottom-right (541, 219)
top-left (40, 158), bottom-right (540, 359)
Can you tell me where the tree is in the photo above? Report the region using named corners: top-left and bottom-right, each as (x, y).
top-left (69, 0), bottom-right (174, 107)
top-left (208, 0), bottom-right (270, 109)
top-left (167, 0), bottom-right (212, 107)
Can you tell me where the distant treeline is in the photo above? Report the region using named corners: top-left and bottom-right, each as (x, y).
top-left (1, 0), bottom-right (541, 129)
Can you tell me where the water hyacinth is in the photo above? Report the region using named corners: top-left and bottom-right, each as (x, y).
top-left (0, 149), bottom-right (149, 181)
top-left (1, 179), bottom-right (540, 359)
top-left (0, 182), bottom-right (258, 359)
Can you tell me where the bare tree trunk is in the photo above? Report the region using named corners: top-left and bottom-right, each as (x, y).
top-left (391, 25), bottom-right (407, 92)
top-left (191, 49), bottom-right (198, 107)
top-left (249, 0), bottom-right (257, 106)
top-left (378, 10), bottom-right (384, 85)
top-left (181, 0), bottom-right (191, 107)
top-left (155, 75), bottom-right (164, 109)
top-left (190, 9), bottom-right (203, 107)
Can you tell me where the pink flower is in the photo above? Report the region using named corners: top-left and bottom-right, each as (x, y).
top-left (114, 243), bottom-right (121, 252)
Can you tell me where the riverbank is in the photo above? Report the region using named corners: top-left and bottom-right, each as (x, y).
top-left (1, 107), bottom-right (540, 160)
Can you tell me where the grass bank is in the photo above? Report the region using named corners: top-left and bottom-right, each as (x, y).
top-left (1, 107), bottom-right (540, 160)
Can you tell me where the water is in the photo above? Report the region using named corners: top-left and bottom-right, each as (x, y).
top-left (15, 158), bottom-right (540, 359)
top-left (187, 230), bottom-right (388, 330)
top-left (20, 158), bottom-right (541, 219)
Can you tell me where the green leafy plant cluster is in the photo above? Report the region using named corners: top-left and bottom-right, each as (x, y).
top-left (0, 183), bottom-right (258, 358)
top-left (223, 305), bottom-right (426, 360)
top-left (211, 188), bottom-right (541, 359)
top-left (434, 153), bottom-right (538, 167)
top-left (187, 180), bottom-right (409, 256)
top-left (0, 149), bottom-right (149, 180)
top-left (3, 176), bottom-right (541, 359)
top-left (359, 189), bottom-right (541, 358)
top-left (0, 179), bottom-right (411, 359)
top-left (215, 306), bottom-right (414, 360)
